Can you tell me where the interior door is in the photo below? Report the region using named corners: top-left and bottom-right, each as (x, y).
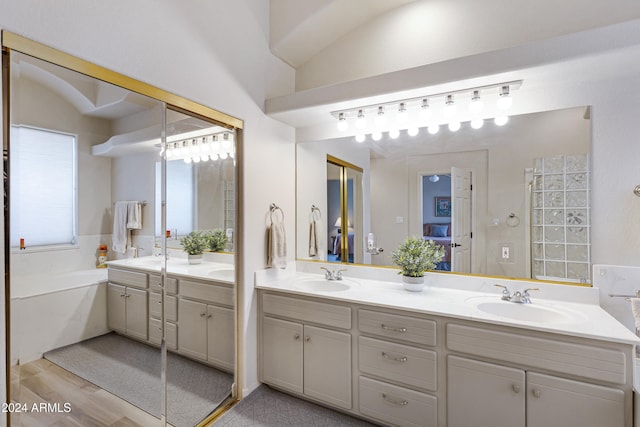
top-left (451, 167), bottom-right (472, 273)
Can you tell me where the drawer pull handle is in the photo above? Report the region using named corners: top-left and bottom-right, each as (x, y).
top-left (382, 393), bottom-right (408, 406)
top-left (512, 384), bottom-right (520, 394)
top-left (381, 324), bottom-right (407, 333)
top-left (382, 352), bottom-right (407, 362)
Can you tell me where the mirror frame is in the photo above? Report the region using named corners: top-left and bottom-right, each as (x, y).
top-left (1, 30), bottom-right (245, 422)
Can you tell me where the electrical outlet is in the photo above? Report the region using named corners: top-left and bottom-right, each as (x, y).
top-left (501, 246), bottom-right (510, 259)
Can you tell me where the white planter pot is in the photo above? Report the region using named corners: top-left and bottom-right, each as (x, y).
top-left (402, 275), bottom-right (425, 292)
top-left (188, 254), bottom-right (203, 265)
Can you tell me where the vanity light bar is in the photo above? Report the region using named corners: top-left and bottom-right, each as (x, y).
top-left (163, 131), bottom-right (235, 163)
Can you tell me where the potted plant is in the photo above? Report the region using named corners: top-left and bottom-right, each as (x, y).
top-left (204, 229), bottom-right (227, 252)
top-left (180, 231), bottom-right (206, 264)
top-left (391, 236), bottom-right (445, 291)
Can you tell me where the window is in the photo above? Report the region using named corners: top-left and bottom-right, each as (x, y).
top-left (10, 126), bottom-right (78, 248)
top-left (155, 160), bottom-right (194, 237)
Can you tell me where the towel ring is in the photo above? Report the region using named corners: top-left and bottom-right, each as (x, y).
top-left (270, 203), bottom-right (284, 222)
top-left (310, 205), bottom-right (321, 221)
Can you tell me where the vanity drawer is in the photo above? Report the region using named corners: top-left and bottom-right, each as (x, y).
top-left (358, 336), bottom-right (437, 391)
top-left (262, 293), bottom-right (351, 330)
top-left (359, 376), bottom-right (437, 427)
top-left (447, 324), bottom-right (627, 384)
top-left (359, 309), bottom-right (436, 346)
top-left (149, 274), bottom-right (178, 294)
top-left (180, 279), bottom-right (233, 307)
top-left (108, 268), bottom-right (148, 289)
top-left (149, 318), bottom-right (177, 350)
top-left (149, 292), bottom-right (177, 322)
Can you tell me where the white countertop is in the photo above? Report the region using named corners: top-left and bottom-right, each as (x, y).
top-left (107, 256), bottom-right (235, 284)
top-left (256, 262), bottom-right (640, 346)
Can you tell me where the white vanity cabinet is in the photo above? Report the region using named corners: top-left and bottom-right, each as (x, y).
top-left (148, 274), bottom-right (178, 350)
top-left (107, 269), bottom-right (148, 341)
top-left (448, 356), bottom-right (625, 427)
top-left (260, 293), bottom-right (352, 409)
top-left (178, 278), bottom-right (235, 371)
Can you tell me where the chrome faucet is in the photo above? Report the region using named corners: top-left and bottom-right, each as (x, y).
top-left (494, 284), bottom-right (539, 304)
top-left (320, 267), bottom-right (347, 281)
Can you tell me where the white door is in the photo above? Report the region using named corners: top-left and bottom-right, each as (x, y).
top-left (107, 283), bottom-right (126, 333)
top-left (262, 316), bottom-right (303, 393)
top-left (178, 298), bottom-right (208, 361)
top-left (207, 304), bottom-right (235, 371)
top-left (451, 167), bottom-right (472, 273)
top-left (125, 287), bottom-right (148, 341)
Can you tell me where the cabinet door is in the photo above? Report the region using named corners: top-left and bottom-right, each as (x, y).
top-left (125, 287), bottom-right (148, 341)
top-left (447, 356), bottom-right (525, 427)
top-left (262, 316), bottom-right (303, 394)
top-left (178, 298), bottom-right (208, 360)
top-left (527, 372), bottom-right (625, 427)
top-left (107, 283), bottom-right (126, 333)
top-left (304, 325), bottom-right (352, 409)
top-left (207, 305), bottom-right (235, 371)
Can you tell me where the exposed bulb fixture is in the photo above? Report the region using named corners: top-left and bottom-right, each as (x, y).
top-left (221, 133), bottom-right (232, 149)
top-left (200, 137), bottom-right (210, 152)
top-left (355, 109), bottom-right (367, 130)
top-left (355, 134), bottom-right (366, 143)
top-left (371, 131), bottom-right (382, 141)
top-left (389, 129), bottom-right (400, 139)
top-left (396, 102), bottom-right (408, 124)
top-left (337, 112), bottom-right (348, 132)
top-left (428, 124), bottom-right (440, 135)
top-left (419, 99), bottom-right (431, 122)
top-left (443, 94), bottom-right (457, 118)
top-left (448, 121), bottom-right (461, 132)
top-left (494, 115), bottom-right (509, 126)
top-left (469, 90), bottom-right (484, 114)
top-left (190, 139), bottom-right (200, 153)
top-left (429, 174), bottom-right (440, 183)
top-left (165, 143), bottom-right (174, 158)
top-left (470, 118), bottom-right (484, 129)
top-left (407, 127), bottom-right (419, 136)
top-left (180, 141), bottom-right (190, 156)
top-left (497, 86), bottom-right (512, 110)
top-left (375, 106), bottom-right (387, 127)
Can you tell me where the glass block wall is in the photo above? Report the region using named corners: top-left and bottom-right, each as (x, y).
top-left (531, 154), bottom-right (590, 283)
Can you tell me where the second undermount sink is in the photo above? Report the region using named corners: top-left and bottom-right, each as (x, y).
top-left (294, 278), bottom-right (359, 292)
top-left (466, 296), bottom-right (582, 324)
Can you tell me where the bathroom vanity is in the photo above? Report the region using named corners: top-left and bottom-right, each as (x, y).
top-left (107, 256), bottom-right (235, 372)
top-left (256, 264), bottom-right (639, 427)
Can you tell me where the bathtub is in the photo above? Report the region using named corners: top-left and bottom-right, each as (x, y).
top-left (10, 269), bottom-right (109, 365)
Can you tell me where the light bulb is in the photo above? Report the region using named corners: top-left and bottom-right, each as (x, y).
top-left (229, 151), bottom-right (235, 159)
top-left (374, 106), bottom-right (386, 128)
top-left (180, 141), bottom-right (190, 156)
top-left (355, 134), bottom-right (366, 143)
top-left (470, 118), bottom-right (484, 129)
top-left (494, 115), bottom-right (509, 126)
top-left (396, 103), bottom-right (408, 125)
top-left (211, 139), bottom-right (221, 153)
top-left (165, 146), bottom-right (173, 158)
top-left (192, 155), bottom-right (200, 163)
top-left (428, 124), bottom-right (440, 135)
top-left (184, 156), bottom-right (192, 164)
top-left (219, 152), bottom-right (228, 160)
top-left (200, 137), bottom-right (210, 152)
top-left (200, 154), bottom-right (209, 162)
top-left (371, 131), bottom-right (382, 141)
top-left (469, 90), bottom-right (484, 114)
top-left (389, 129), bottom-right (400, 139)
top-left (408, 127), bottom-right (419, 136)
top-left (448, 121), bottom-right (461, 132)
top-left (221, 138), bottom-right (232, 150)
top-left (497, 86), bottom-right (512, 110)
top-left (419, 99), bottom-right (431, 122)
top-left (337, 112), bottom-right (348, 132)
top-left (443, 94), bottom-right (456, 118)
top-left (210, 153), bottom-right (219, 161)
top-left (190, 139), bottom-right (200, 153)
top-left (355, 109), bottom-right (367, 130)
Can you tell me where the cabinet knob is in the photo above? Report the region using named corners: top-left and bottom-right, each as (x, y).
top-left (293, 334), bottom-right (300, 340)
top-left (512, 384), bottom-right (521, 394)
top-left (305, 336), bottom-right (310, 342)
top-left (200, 312), bottom-right (207, 317)
top-left (120, 294), bottom-right (125, 297)
top-left (207, 314), bottom-right (212, 318)
top-left (532, 389), bottom-right (541, 398)
top-left (157, 301), bottom-right (162, 304)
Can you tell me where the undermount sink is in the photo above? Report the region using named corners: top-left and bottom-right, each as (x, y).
top-left (466, 296), bottom-right (580, 323)
top-left (294, 278), bottom-right (358, 292)
top-left (207, 268), bottom-right (235, 280)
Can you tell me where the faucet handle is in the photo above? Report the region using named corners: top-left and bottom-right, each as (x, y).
top-left (320, 266), bottom-right (331, 279)
top-left (494, 284), bottom-right (511, 300)
top-left (523, 288), bottom-right (539, 294)
top-left (522, 288), bottom-right (539, 303)
top-left (336, 269), bottom-right (347, 280)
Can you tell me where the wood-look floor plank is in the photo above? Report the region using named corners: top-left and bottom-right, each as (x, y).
top-left (11, 359), bottom-right (166, 427)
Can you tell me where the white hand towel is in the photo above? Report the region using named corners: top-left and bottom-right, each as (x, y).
top-left (309, 220), bottom-right (318, 257)
top-left (630, 298), bottom-right (640, 331)
top-left (267, 220), bottom-right (287, 269)
top-left (112, 201), bottom-right (129, 254)
top-left (127, 201), bottom-right (142, 230)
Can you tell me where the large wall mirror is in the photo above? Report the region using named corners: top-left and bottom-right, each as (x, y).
top-left (297, 106), bottom-right (590, 284)
top-left (3, 32), bottom-right (240, 426)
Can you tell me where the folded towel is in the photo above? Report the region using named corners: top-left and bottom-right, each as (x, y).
top-left (267, 220), bottom-right (287, 269)
top-left (127, 201), bottom-right (142, 230)
top-left (112, 201), bottom-right (129, 254)
top-left (631, 298), bottom-right (640, 332)
top-left (309, 220), bottom-right (318, 257)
